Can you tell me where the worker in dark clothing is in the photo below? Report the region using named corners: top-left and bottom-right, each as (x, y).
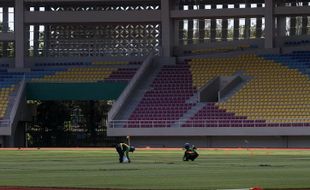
top-left (183, 143), bottom-right (199, 161)
top-left (115, 143), bottom-right (135, 163)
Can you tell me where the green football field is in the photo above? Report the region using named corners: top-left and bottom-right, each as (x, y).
top-left (0, 148), bottom-right (310, 190)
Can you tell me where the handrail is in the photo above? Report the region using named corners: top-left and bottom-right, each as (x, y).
top-left (9, 76), bottom-right (26, 127)
top-left (108, 52), bottom-right (154, 121)
top-left (109, 119), bottom-right (310, 128)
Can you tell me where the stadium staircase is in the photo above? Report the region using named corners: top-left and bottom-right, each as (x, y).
top-left (112, 61), bottom-right (162, 121)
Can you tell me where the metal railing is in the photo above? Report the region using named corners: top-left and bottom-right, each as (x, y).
top-left (109, 119), bottom-right (310, 128)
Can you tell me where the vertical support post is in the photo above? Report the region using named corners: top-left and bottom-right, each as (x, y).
top-left (289, 2), bottom-right (296, 36)
top-left (244, 3), bottom-right (251, 39)
top-left (256, 3), bottom-right (263, 38)
top-left (199, 3), bottom-right (205, 43)
top-left (178, 20), bottom-right (184, 45)
top-left (276, 0), bottom-right (286, 37)
top-left (302, 2), bottom-right (308, 35)
top-left (187, 3), bottom-right (193, 44)
top-left (233, 4), bottom-right (240, 40)
top-left (161, 0), bottom-right (173, 57)
top-left (45, 24), bottom-right (50, 57)
top-left (277, 16), bottom-right (286, 37)
top-left (199, 19), bottom-right (205, 43)
top-left (210, 4), bottom-right (216, 42)
top-left (264, 0), bottom-right (274, 49)
top-left (3, 7), bottom-right (8, 57)
top-left (15, 0), bottom-right (24, 68)
top-left (221, 4), bottom-right (228, 41)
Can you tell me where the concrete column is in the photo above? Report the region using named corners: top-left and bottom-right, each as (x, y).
top-left (187, 4), bottom-right (193, 44)
top-left (2, 7), bottom-right (8, 32)
top-left (199, 3), bottom-right (205, 43)
top-left (25, 25), bottom-right (29, 57)
top-left (34, 25), bottom-right (39, 57)
top-left (188, 19), bottom-right (193, 44)
top-left (178, 20), bottom-right (184, 45)
top-left (256, 4), bottom-right (262, 38)
top-left (256, 17), bottom-right (263, 38)
top-left (210, 4), bottom-right (216, 42)
top-left (289, 2), bottom-right (296, 36)
top-left (264, 0), bottom-right (274, 49)
top-left (302, 2), bottom-right (308, 35)
top-left (2, 7), bottom-right (8, 57)
top-left (233, 4), bottom-right (240, 40)
top-left (15, 0), bottom-right (24, 68)
top-left (45, 24), bottom-right (50, 57)
top-left (276, 1), bottom-right (286, 37)
top-left (199, 19), bottom-right (205, 43)
top-left (244, 3), bottom-right (251, 39)
top-left (33, 7), bottom-right (39, 57)
top-left (277, 16), bottom-right (286, 37)
top-left (290, 17), bottom-right (296, 36)
top-left (302, 16), bottom-right (308, 35)
top-left (161, 0), bottom-right (173, 57)
top-left (174, 20), bottom-right (179, 46)
top-left (221, 4), bottom-right (228, 41)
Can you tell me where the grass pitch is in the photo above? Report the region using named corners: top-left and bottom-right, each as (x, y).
top-left (0, 148), bottom-right (310, 190)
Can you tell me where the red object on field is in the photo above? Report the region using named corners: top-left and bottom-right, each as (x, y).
top-left (250, 187), bottom-right (263, 190)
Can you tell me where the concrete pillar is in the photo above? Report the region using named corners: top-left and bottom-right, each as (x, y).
top-left (2, 7), bottom-right (8, 57)
top-left (187, 4), bottom-right (193, 44)
top-left (2, 7), bottom-right (8, 32)
top-left (276, 1), bottom-right (286, 37)
top-left (233, 4), bottom-right (240, 40)
top-left (15, 0), bottom-right (24, 68)
top-left (34, 25), bottom-right (39, 57)
top-left (221, 4), bottom-right (228, 41)
top-left (25, 25), bottom-right (29, 57)
top-left (289, 2), bottom-right (296, 36)
top-left (33, 7), bottom-right (39, 57)
top-left (178, 20), bottom-right (184, 45)
top-left (256, 4), bottom-right (262, 38)
top-left (302, 2), bottom-right (308, 35)
top-left (256, 17), bottom-right (263, 38)
top-left (199, 19), bottom-right (205, 43)
top-left (45, 24), bottom-right (50, 57)
top-left (244, 3), bottom-right (251, 39)
top-left (199, 3), bottom-right (205, 43)
top-left (188, 19), bottom-right (193, 44)
top-left (302, 16), bottom-right (308, 35)
top-left (264, 0), bottom-right (274, 49)
top-left (277, 17), bottom-right (286, 37)
top-left (290, 17), bottom-right (296, 36)
top-left (161, 0), bottom-right (173, 57)
top-left (210, 4), bottom-right (216, 42)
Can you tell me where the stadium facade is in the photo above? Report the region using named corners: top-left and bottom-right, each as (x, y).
top-left (0, 0), bottom-right (310, 147)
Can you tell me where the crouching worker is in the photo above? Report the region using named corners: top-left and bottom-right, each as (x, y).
top-left (115, 143), bottom-right (135, 163)
top-left (183, 143), bottom-right (199, 161)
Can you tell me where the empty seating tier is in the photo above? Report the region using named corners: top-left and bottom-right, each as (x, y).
top-left (190, 54), bottom-right (310, 124)
top-left (128, 63), bottom-right (196, 127)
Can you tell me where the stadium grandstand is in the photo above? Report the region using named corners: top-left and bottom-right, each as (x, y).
top-left (0, 0), bottom-right (310, 148)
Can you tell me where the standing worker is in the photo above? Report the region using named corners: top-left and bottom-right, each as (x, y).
top-left (183, 143), bottom-right (199, 161)
top-left (115, 142), bottom-right (135, 163)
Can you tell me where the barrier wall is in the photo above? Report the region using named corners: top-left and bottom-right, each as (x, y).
top-left (26, 82), bottom-right (127, 100)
